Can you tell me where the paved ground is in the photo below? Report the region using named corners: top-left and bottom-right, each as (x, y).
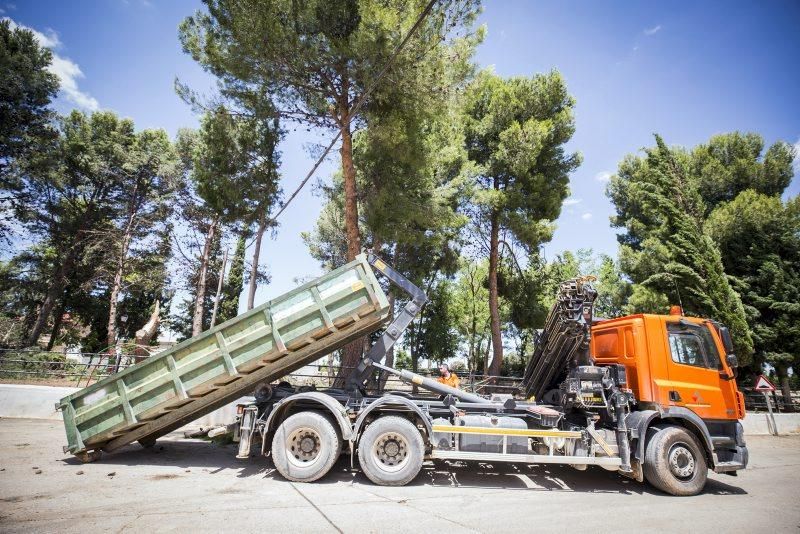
top-left (1, 418), bottom-right (798, 533)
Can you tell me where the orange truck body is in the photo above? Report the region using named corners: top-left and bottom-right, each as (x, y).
top-left (591, 314), bottom-right (745, 421)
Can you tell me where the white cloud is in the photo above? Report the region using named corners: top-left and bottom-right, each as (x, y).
top-left (644, 24), bottom-right (661, 36)
top-left (594, 171), bottom-right (612, 183)
top-left (4, 17), bottom-right (98, 111)
top-left (563, 197), bottom-right (582, 206)
top-left (581, 212), bottom-right (593, 221)
top-left (793, 138), bottom-right (800, 175)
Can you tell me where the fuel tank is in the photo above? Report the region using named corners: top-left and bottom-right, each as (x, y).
top-left (455, 415), bottom-right (528, 454)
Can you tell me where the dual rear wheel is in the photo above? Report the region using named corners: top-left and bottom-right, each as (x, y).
top-left (357, 416), bottom-right (425, 486)
top-left (271, 412), bottom-right (424, 486)
top-left (271, 412), bottom-right (341, 483)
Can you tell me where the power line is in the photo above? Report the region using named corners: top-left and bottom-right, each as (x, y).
top-left (269, 0), bottom-right (439, 224)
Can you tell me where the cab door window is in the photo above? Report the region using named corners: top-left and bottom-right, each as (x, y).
top-left (696, 326), bottom-right (722, 369)
top-left (668, 332), bottom-right (708, 368)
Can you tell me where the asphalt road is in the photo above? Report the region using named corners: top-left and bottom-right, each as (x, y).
top-left (1, 418), bottom-right (798, 533)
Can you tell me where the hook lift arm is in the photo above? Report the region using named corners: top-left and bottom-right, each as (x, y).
top-left (346, 252), bottom-right (428, 393)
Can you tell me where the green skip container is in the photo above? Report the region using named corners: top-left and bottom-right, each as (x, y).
top-left (57, 254), bottom-right (390, 460)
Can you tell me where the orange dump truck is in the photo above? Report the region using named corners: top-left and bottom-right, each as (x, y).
top-left (231, 274), bottom-right (748, 496)
top-left (60, 255), bottom-right (747, 497)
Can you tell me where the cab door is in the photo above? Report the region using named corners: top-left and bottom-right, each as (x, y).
top-left (661, 321), bottom-right (737, 420)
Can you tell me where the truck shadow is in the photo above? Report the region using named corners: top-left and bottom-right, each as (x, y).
top-left (62, 436), bottom-right (747, 497)
top-left (318, 459), bottom-right (748, 497)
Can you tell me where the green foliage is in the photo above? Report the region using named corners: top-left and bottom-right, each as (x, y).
top-left (0, 19), bottom-right (60, 241)
top-left (594, 255), bottom-right (632, 318)
top-left (0, 350), bottom-right (86, 381)
top-left (393, 348), bottom-right (412, 371)
top-left (0, 245), bottom-right (58, 345)
top-left (691, 132), bottom-right (794, 214)
top-left (410, 279), bottom-right (459, 365)
top-left (301, 176), bottom-right (352, 271)
top-left (462, 69), bottom-right (581, 249)
top-left (217, 233), bottom-right (247, 324)
top-left (608, 135), bottom-right (753, 362)
top-left (450, 258), bottom-right (491, 371)
top-left (706, 191), bottom-right (800, 374)
top-left (172, 106), bottom-right (280, 336)
top-left (0, 107), bottom-right (183, 351)
top-left (180, 0), bottom-right (480, 132)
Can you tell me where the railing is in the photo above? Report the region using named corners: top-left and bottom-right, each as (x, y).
top-left (0, 349), bottom-right (526, 396)
top-left (0, 349), bottom-right (135, 387)
top-left (742, 389), bottom-right (799, 413)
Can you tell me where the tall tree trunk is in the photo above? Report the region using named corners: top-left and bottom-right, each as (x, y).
top-left (134, 300), bottom-right (160, 363)
top-left (192, 215), bottom-right (219, 336)
top-left (27, 251), bottom-right (76, 347)
top-left (469, 308), bottom-right (477, 373)
top-left (333, 85), bottom-right (364, 387)
top-left (487, 208), bottom-right (503, 377)
top-left (339, 85), bottom-right (361, 262)
top-left (210, 248), bottom-right (229, 327)
top-left (107, 230), bottom-right (134, 353)
top-left (247, 210), bottom-right (267, 310)
top-left (107, 181), bottom-right (140, 353)
top-left (778, 366), bottom-right (793, 412)
top-left (45, 292), bottom-right (67, 351)
top-left (483, 337), bottom-right (491, 375)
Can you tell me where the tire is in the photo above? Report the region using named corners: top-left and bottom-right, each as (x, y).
top-left (271, 411), bottom-right (341, 483)
top-left (643, 425), bottom-right (708, 496)
top-left (357, 416), bottom-right (424, 486)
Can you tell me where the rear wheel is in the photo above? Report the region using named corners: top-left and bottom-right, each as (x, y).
top-left (271, 412), bottom-right (341, 482)
top-left (357, 416), bottom-right (424, 486)
top-left (643, 425), bottom-right (707, 496)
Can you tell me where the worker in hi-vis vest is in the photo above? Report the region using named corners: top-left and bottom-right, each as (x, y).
top-left (437, 363), bottom-right (460, 389)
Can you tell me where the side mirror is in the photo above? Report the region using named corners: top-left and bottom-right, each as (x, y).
top-left (725, 353), bottom-right (739, 379)
top-left (719, 326), bottom-right (734, 354)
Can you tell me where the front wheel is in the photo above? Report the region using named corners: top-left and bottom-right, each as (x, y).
top-left (357, 416), bottom-right (424, 486)
top-left (643, 425), bottom-right (708, 496)
top-left (271, 412), bottom-right (341, 482)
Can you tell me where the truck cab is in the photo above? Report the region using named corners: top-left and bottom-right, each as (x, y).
top-left (591, 312), bottom-right (749, 490)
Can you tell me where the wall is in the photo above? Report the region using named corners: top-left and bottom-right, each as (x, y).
top-left (0, 383), bottom-right (240, 427)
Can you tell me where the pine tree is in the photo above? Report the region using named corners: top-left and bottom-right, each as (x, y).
top-left (707, 191), bottom-right (800, 392)
top-left (462, 70), bottom-right (581, 376)
top-left (608, 135), bottom-right (753, 362)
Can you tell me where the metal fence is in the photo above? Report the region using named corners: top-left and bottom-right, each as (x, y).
top-left (0, 349), bottom-right (136, 387)
top-left (742, 389), bottom-right (799, 413)
top-left (0, 349), bottom-right (525, 395)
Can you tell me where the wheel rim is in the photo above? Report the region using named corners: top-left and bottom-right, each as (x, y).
top-left (668, 442), bottom-right (696, 479)
top-left (372, 431), bottom-right (410, 473)
top-left (286, 427), bottom-right (322, 468)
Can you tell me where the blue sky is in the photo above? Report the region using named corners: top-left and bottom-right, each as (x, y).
top-left (5, 0), bottom-right (800, 307)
